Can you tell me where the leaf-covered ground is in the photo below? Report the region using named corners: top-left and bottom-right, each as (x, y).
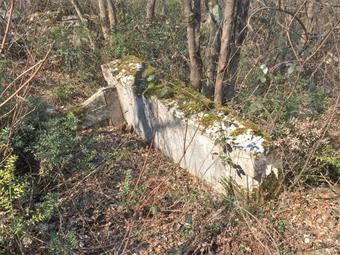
top-left (26, 125), bottom-right (339, 254)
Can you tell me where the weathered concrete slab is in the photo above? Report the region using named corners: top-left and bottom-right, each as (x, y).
top-left (73, 86), bottom-right (124, 128)
top-left (101, 57), bottom-right (280, 192)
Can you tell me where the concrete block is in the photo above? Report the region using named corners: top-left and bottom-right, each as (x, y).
top-left (101, 57), bottom-right (280, 192)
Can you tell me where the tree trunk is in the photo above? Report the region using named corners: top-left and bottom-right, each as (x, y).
top-left (184, 0), bottom-right (203, 91)
top-left (106, 0), bottom-right (117, 28)
top-left (300, 0), bottom-right (316, 50)
top-left (118, 0), bottom-right (127, 22)
top-left (98, 0), bottom-right (110, 40)
top-left (160, 0), bottom-right (166, 16)
top-left (214, 0), bottom-right (236, 105)
top-left (204, 0), bottom-right (222, 98)
top-left (70, 0), bottom-right (87, 23)
top-left (70, 0), bottom-right (96, 49)
top-left (227, 0), bottom-right (249, 95)
top-left (146, 0), bottom-right (156, 23)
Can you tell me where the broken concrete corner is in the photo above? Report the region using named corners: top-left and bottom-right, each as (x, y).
top-left (71, 86), bottom-right (124, 128)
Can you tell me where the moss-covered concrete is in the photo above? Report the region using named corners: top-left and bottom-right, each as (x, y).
top-left (69, 105), bottom-right (88, 121)
top-left (111, 55), bottom-right (272, 150)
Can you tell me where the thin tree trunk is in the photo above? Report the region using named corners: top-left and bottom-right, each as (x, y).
top-left (119, 0), bottom-right (127, 23)
top-left (227, 0), bottom-right (250, 96)
top-left (98, 0), bottom-right (110, 40)
top-left (106, 0), bottom-right (117, 28)
top-left (204, 0), bottom-right (222, 98)
top-left (299, 0), bottom-right (315, 50)
top-left (184, 0), bottom-right (203, 91)
top-left (214, 0), bottom-right (236, 105)
top-left (146, 0), bottom-right (156, 23)
top-left (70, 0), bottom-right (87, 23)
top-left (0, 0), bottom-right (14, 56)
top-left (160, 0), bottom-right (166, 16)
top-left (70, 0), bottom-right (96, 49)
top-left (193, 0), bottom-right (201, 51)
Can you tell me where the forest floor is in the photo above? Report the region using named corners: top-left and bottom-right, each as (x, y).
top-left (2, 10), bottom-right (338, 254)
top-left (34, 124), bottom-right (339, 254)
top-left (27, 53), bottom-right (339, 254)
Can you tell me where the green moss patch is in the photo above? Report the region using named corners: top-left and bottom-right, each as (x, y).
top-left (198, 112), bottom-right (221, 129)
top-left (230, 127), bottom-right (248, 137)
top-left (68, 105), bottom-right (87, 121)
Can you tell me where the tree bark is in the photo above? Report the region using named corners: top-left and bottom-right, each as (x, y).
top-left (299, 0), bottom-right (316, 49)
top-left (70, 0), bottom-right (96, 49)
top-left (146, 0), bottom-right (157, 23)
top-left (0, 0), bottom-right (14, 56)
top-left (184, 0), bottom-right (203, 91)
top-left (204, 0), bottom-right (222, 98)
top-left (70, 0), bottom-right (87, 23)
top-left (160, 0), bottom-right (167, 16)
top-left (98, 0), bottom-right (110, 40)
top-left (227, 0), bottom-right (250, 95)
top-left (214, 0), bottom-right (236, 105)
top-left (106, 0), bottom-right (117, 28)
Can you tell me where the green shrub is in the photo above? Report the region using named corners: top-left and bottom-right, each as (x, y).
top-left (317, 144), bottom-right (340, 182)
top-left (52, 85), bottom-right (73, 104)
top-left (0, 155), bottom-right (58, 251)
top-left (48, 25), bottom-right (101, 82)
top-left (48, 231), bottom-right (78, 255)
top-left (34, 113), bottom-right (94, 175)
top-left (0, 155), bottom-right (26, 215)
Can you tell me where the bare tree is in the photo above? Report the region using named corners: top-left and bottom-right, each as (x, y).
top-left (106, 0), bottom-right (117, 28)
top-left (214, 0), bottom-right (236, 105)
top-left (184, 0), bottom-right (203, 91)
top-left (299, 0), bottom-right (316, 49)
top-left (227, 0), bottom-right (250, 97)
top-left (70, 0), bottom-right (87, 23)
top-left (160, 0), bottom-right (167, 16)
top-left (98, 0), bottom-right (110, 40)
top-left (146, 0), bottom-right (157, 23)
top-left (0, 0), bottom-right (14, 56)
top-left (69, 0), bottom-right (96, 48)
top-left (204, 0), bottom-right (222, 97)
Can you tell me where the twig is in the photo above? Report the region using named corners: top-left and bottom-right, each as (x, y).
top-left (0, 46), bottom-right (52, 109)
top-left (303, 19), bottom-right (340, 66)
top-left (0, 60), bottom-right (42, 98)
top-left (0, 0), bottom-right (14, 55)
top-left (288, 95), bottom-right (339, 190)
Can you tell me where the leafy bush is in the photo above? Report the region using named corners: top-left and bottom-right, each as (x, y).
top-left (0, 155), bottom-right (59, 251)
top-left (48, 231), bottom-right (78, 255)
top-left (0, 95), bottom-right (94, 252)
top-left (34, 113), bottom-right (94, 176)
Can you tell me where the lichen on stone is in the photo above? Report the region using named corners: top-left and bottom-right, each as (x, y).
top-left (112, 55), bottom-right (143, 76)
top-left (111, 56), bottom-right (273, 153)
